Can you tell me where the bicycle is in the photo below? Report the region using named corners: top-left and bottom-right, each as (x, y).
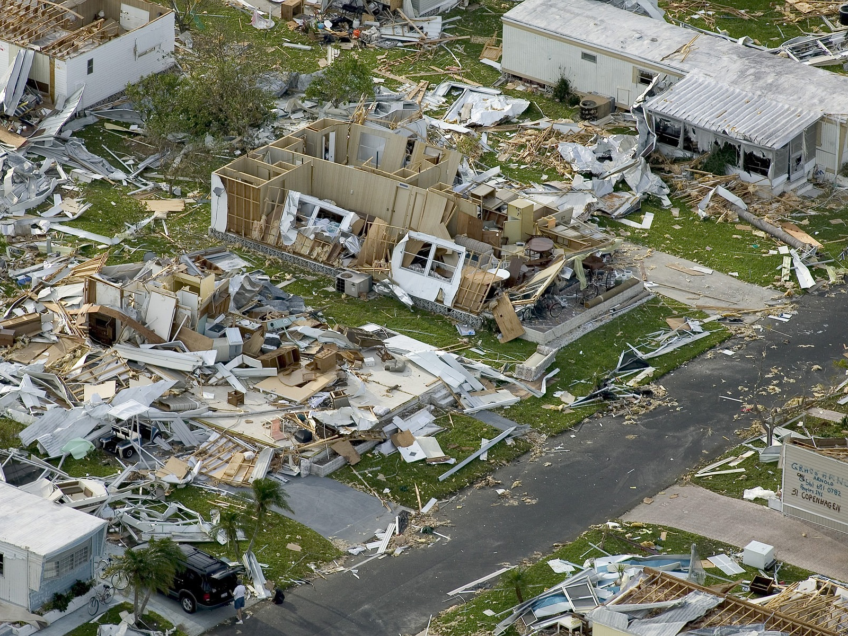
top-left (94, 555), bottom-right (129, 591)
top-left (88, 584), bottom-right (114, 616)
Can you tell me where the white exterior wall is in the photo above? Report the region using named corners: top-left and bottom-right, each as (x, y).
top-left (502, 22), bottom-right (681, 108)
top-left (0, 542), bottom-right (30, 607)
top-left (57, 12), bottom-right (175, 109)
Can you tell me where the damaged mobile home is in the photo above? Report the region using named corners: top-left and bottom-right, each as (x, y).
top-left (0, 0), bottom-right (174, 110)
top-left (211, 119), bottom-right (649, 344)
top-left (501, 0), bottom-right (848, 192)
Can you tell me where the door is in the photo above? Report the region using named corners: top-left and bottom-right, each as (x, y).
top-left (616, 88), bottom-right (630, 108)
top-left (789, 133), bottom-right (804, 180)
top-left (323, 132), bottom-right (335, 162)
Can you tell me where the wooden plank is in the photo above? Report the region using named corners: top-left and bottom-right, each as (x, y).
top-left (807, 407), bottom-right (846, 423)
top-left (492, 295), bottom-right (525, 343)
top-left (0, 127), bottom-right (26, 149)
top-left (176, 326), bottom-right (214, 352)
top-left (780, 221), bottom-right (823, 249)
top-left (142, 199), bottom-right (186, 213)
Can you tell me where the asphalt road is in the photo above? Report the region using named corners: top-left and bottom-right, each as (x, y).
top-left (207, 289), bottom-right (846, 636)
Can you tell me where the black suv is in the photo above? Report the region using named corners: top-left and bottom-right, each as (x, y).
top-left (166, 544), bottom-right (244, 613)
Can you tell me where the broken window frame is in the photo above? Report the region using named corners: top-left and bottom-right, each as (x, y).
top-left (399, 241), bottom-right (461, 282)
top-left (654, 117), bottom-right (682, 148)
top-left (742, 148), bottom-right (772, 177)
top-left (635, 68), bottom-right (656, 86)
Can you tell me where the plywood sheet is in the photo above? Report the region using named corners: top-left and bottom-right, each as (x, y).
top-left (493, 295), bottom-right (525, 343)
top-left (256, 371), bottom-right (337, 403)
top-left (780, 222), bottom-right (823, 249)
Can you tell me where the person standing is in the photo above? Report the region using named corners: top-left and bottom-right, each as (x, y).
top-left (233, 579), bottom-right (247, 624)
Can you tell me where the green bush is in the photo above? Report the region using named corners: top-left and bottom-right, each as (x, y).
top-left (568, 94), bottom-right (581, 107)
top-left (70, 579), bottom-right (93, 597)
top-left (552, 75), bottom-right (571, 103)
top-left (126, 28), bottom-right (273, 142)
top-left (701, 144), bottom-right (738, 176)
top-left (306, 55), bottom-right (374, 106)
top-left (45, 591), bottom-right (73, 613)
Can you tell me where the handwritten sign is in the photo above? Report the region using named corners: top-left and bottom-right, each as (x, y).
top-left (782, 443), bottom-right (848, 529)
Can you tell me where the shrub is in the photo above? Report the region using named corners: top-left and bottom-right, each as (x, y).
top-left (701, 144), bottom-right (738, 176)
top-left (552, 75), bottom-right (571, 103)
top-left (126, 27), bottom-right (274, 142)
top-left (306, 56), bottom-right (374, 106)
top-left (70, 579), bottom-right (93, 597)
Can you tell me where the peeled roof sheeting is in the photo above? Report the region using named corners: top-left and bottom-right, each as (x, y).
top-left (644, 74), bottom-right (820, 150)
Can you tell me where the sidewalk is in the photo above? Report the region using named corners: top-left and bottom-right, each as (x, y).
top-left (622, 484), bottom-right (848, 581)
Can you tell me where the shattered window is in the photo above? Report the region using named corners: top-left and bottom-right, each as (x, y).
top-left (400, 242), bottom-right (459, 281)
top-left (682, 126), bottom-right (698, 153)
top-left (743, 150), bottom-right (771, 176)
top-left (636, 69), bottom-right (656, 85)
top-left (655, 118), bottom-right (682, 147)
top-left (44, 543), bottom-right (90, 581)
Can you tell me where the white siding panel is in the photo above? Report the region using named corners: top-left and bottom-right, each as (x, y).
top-left (0, 550), bottom-right (29, 606)
top-left (502, 23), bottom-right (677, 108)
top-left (63, 13), bottom-right (174, 109)
top-left (0, 41), bottom-right (10, 75)
top-left (29, 52), bottom-right (50, 85)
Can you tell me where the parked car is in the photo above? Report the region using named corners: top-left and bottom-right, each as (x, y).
top-left (98, 423), bottom-right (160, 459)
top-left (166, 544), bottom-right (244, 613)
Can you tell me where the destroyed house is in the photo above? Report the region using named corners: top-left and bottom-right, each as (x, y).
top-left (502, 0), bottom-right (848, 191)
top-left (211, 119), bottom-right (613, 323)
top-left (0, 0), bottom-right (174, 109)
top-left (0, 481), bottom-right (106, 611)
top-left (595, 568), bottom-right (838, 636)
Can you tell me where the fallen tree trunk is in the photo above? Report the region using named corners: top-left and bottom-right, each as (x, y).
top-left (736, 209), bottom-right (810, 252)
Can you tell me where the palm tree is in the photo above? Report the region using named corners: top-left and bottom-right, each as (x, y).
top-left (502, 566), bottom-right (528, 603)
top-left (214, 508), bottom-right (247, 561)
top-left (107, 538), bottom-right (184, 622)
top-left (245, 478), bottom-right (292, 554)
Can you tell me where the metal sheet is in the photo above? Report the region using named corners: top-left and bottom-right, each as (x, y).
top-left (644, 74), bottom-right (819, 150)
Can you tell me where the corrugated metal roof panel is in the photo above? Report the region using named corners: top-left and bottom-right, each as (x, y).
top-left (644, 74), bottom-right (820, 149)
top-left (502, 0), bottom-right (848, 118)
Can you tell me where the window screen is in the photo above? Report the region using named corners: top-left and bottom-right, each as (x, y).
top-left (44, 544), bottom-right (90, 581)
top-left (581, 52), bottom-right (597, 63)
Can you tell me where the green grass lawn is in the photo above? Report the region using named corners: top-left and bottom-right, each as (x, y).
top-left (693, 400), bottom-right (848, 502)
top-left (431, 522), bottom-right (813, 636)
top-left (333, 413), bottom-right (531, 510)
top-left (497, 297), bottom-right (729, 434)
top-left (65, 602), bottom-right (186, 636)
top-left (166, 485), bottom-right (342, 584)
top-left (0, 416), bottom-right (121, 477)
top-left (598, 200), bottom-right (786, 287)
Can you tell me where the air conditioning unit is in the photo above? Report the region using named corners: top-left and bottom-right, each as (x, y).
top-left (579, 93), bottom-right (616, 121)
top-left (335, 271), bottom-right (372, 297)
